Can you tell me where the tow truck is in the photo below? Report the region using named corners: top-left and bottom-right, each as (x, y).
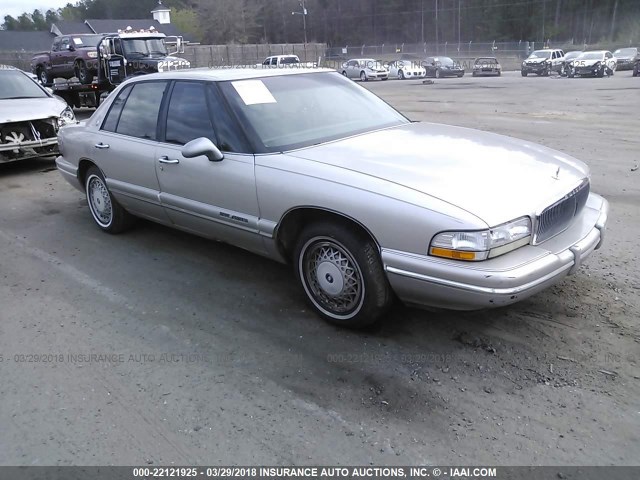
top-left (50, 28), bottom-right (189, 108)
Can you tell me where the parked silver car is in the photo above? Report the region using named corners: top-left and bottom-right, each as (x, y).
top-left (1, 65), bottom-right (76, 163)
top-left (340, 59), bottom-right (389, 81)
top-left (56, 69), bottom-right (609, 327)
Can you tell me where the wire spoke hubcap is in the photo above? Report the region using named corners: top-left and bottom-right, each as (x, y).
top-left (303, 240), bottom-right (363, 316)
top-left (88, 176), bottom-right (112, 226)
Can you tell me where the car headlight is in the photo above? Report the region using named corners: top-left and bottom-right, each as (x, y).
top-left (429, 217), bottom-right (532, 261)
top-left (87, 51), bottom-right (98, 58)
top-left (57, 106), bottom-right (76, 128)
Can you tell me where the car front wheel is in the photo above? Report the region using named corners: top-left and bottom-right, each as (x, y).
top-left (294, 222), bottom-right (392, 328)
top-left (360, 71), bottom-right (367, 81)
top-left (85, 166), bottom-right (134, 233)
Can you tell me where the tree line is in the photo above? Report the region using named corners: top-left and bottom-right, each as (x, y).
top-left (3, 0), bottom-right (639, 46)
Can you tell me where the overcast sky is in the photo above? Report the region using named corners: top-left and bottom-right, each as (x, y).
top-left (1, 0), bottom-right (72, 19)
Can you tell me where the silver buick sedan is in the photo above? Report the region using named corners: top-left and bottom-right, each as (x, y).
top-left (56, 68), bottom-right (609, 328)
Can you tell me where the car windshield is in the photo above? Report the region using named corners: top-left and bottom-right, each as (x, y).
top-left (564, 51), bottom-right (581, 60)
top-left (0, 70), bottom-right (48, 100)
top-left (121, 38), bottom-right (167, 57)
top-left (220, 72), bottom-right (408, 153)
top-left (529, 50), bottom-right (552, 59)
top-left (72, 35), bottom-right (104, 48)
top-left (578, 52), bottom-right (604, 60)
top-left (613, 48), bottom-right (636, 56)
top-left (475, 58), bottom-right (497, 64)
top-left (435, 57), bottom-right (454, 65)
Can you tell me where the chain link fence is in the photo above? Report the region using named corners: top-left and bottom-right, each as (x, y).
top-left (183, 43), bottom-right (326, 68)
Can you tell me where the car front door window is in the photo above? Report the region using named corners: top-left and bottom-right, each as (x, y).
top-left (164, 82), bottom-right (216, 145)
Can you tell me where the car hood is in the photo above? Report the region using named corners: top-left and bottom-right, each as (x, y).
top-left (526, 58), bottom-right (548, 63)
top-left (573, 59), bottom-right (603, 67)
top-left (287, 122), bottom-right (589, 226)
top-left (0, 97), bottom-right (66, 124)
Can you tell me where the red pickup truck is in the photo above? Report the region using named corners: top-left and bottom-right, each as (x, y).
top-left (31, 34), bottom-right (104, 85)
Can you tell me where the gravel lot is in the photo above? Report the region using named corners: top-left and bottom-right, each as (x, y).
top-left (0, 71), bottom-right (638, 466)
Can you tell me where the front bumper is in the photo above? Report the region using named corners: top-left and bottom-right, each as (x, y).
top-left (522, 63), bottom-right (550, 74)
top-left (365, 72), bottom-right (389, 80)
top-left (383, 193), bottom-right (609, 310)
top-left (0, 137), bottom-right (59, 163)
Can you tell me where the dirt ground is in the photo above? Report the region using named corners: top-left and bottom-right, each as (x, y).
top-left (0, 71), bottom-right (638, 467)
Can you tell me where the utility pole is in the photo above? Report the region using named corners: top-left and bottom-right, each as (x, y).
top-left (421, 0), bottom-right (424, 44)
top-left (458, 0), bottom-right (461, 46)
top-left (292, 0), bottom-right (308, 44)
top-left (435, 0), bottom-right (439, 53)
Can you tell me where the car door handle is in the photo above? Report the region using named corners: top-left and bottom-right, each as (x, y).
top-left (94, 143), bottom-right (110, 149)
top-left (158, 156), bottom-right (180, 164)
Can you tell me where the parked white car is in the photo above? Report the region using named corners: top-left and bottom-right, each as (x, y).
top-left (340, 59), bottom-right (389, 81)
top-left (387, 60), bottom-right (426, 80)
top-left (0, 65), bottom-right (76, 163)
top-left (568, 51), bottom-right (617, 77)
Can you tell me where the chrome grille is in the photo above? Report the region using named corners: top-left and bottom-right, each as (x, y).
top-left (534, 180), bottom-right (590, 244)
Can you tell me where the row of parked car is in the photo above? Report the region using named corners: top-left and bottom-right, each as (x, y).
top-left (339, 56), bottom-right (502, 81)
top-left (521, 47), bottom-right (639, 77)
top-left (340, 47), bottom-right (639, 82)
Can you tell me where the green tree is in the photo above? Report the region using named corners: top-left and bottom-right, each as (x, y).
top-left (2, 15), bottom-right (19, 30)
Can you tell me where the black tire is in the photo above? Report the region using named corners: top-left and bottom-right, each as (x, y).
top-left (543, 66), bottom-right (550, 76)
top-left (633, 67), bottom-right (638, 77)
top-left (435, 68), bottom-right (441, 79)
top-left (568, 70), bottom-right (575, 78)
top-left (360, 71), bottom-right (367, 82)
top-left (399, 69), bottom-right (405, 80)
top-left (597, 66), bottom-right (605, 78)
top-left (84, 166), bottom-right (134, 234)
top-left (560, 64), bottom-right (566, 76)
top-left (37, 66), bottom-right (51, 85)
top-left (341, 70), bottom-right (347, 76)
top-left (75, 60), bottom-right (92, 84)
top-left (521, 70), bottom-right (527, 77)
top-left (472, 71), bottom-right (477, 77)
top-left (294, 222), bottom-right (392, 328)
top-left (457, 72), bottom-right (464, 78)
top-left (497, 71), bottom-right (501, 76)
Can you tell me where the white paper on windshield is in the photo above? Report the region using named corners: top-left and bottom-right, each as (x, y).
top-left (231, 80), bottom-right (277, 106)
top-left (73, 37), bottom-right (84, 45)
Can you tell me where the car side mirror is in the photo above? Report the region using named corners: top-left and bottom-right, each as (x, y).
top-left (182, 137), bottom-right (224, 162)
top-left (68, 44), bottom-right (75, 51)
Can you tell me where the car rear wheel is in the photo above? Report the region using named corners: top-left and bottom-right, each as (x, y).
top-left (294, 222), bottom-right (392, 328)
top-left (399, 70), bottom-right (405, 80)
top-left (85, 166), bottom-right (134, 234)
top-left (435, 69), bottom-right (441, 79)
top-left (75, 60), bottom-right (92, 84)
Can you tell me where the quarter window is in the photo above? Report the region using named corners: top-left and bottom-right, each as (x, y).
top-left (115, 81), bottom-right (168, 140)
top-left (165, 81), bottom-right (215, 145)
top-left (101, 85), bottom-right (132, 132)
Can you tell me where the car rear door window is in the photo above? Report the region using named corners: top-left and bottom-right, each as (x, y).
top-left (164, 81), bottom-right (216, 146)
top-left (116, 81), bottom-right (168, 140)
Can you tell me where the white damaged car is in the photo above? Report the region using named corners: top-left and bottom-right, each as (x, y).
top-left (0, 65), bottom-right (76, 163)
top-left (568, 51), bottom-right (617, 78)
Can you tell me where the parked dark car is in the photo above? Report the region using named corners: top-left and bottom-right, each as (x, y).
top-left (472, 57), bottom-right (501, 76)
top-left (613, 47), bottom-right (638, 71)
top-left (423, 57), bottom-right (464, 78)
top-left (31, 34), bottom-right (104, 85)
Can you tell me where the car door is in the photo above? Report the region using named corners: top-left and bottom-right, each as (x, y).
top-left (154, 80), bottom-right (264, 254)
top-left (51, 37), bottom-right (68, 74)
top-left (89, 81), bottom-right (169, 223)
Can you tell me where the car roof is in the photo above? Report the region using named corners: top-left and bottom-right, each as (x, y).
top-left (124, 67), bottom-right (336, 83)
